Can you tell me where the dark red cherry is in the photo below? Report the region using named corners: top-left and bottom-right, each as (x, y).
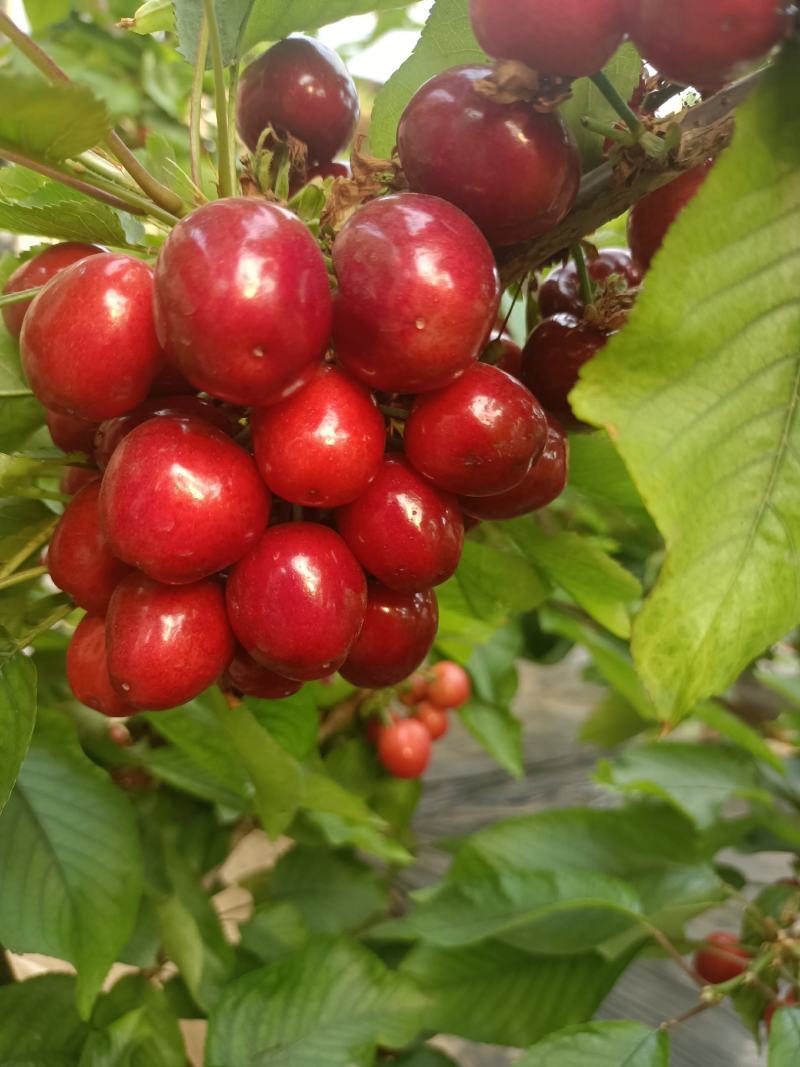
top-left (397, 66), bottom-right (580, 246)
top-left (339, 584), bottom-right (438, 689)
top-left (460, 418), bottom-right (569, 520)
top-left (693, 932), bottom-right (749, 985)
top-left (107, 574), bottom-right (234, 711)
top-left (470, 0), bottom-right (626, 78)
top-left (100, 416), bottom-right (270, 584)
top-left (45, 410), bottom-right (98, 454)
top-left (539, 249), bottom-right (642, 318)
top-left (337, 457), bottom-right (464, 592)
top-left (49, 481), bottom-right (131, 615)
top-left (415, 701), bottom-right (450, 740)
top-left (289, 160), bottom-right (351, 197)
top-left (521, 314), bottom-right (609, 430)
top-left (223, 648), bottom-right (303, 700)
top-left (2, 242), bottom-right (103, 340)
top-left (67, 615), bottom-right (133, 718)
top-left (627, 164), bottom-right (713, 271)
top-left (21, 254), bottom-right (161, 422)
top-left (148, 362), bottom-right (197, 396)
top-left (251, 364), bottom-right (385, 508)
top-left (332, 193), bottom-right (500, 393)
top-left (631, 0), bottom-right (791, 89)
top-left (377, 718), bottom-right (432, 778)
top-left (226, 523), bottom-right (367, 681)
top-left (236, 37), bottom-right (360, 162)
top-left (154, 198), bottom-right (332, 407)
top-left (405, 364), bottom-right (548, 497)
top-left (60, 466), bottom-right (101, 496)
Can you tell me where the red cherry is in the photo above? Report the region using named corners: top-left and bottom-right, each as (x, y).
top-left (539, 249), bottom-right (642, 318)
top-left (21, 254), bottom-right (161, 422)
top-left (631, 0), bottom-right (791, 89)
top-left (223, 648), bottom-right (303, 700)
top-left (60, 466), bottom-right (101, 497)
top-left (251, 364), bottom-right (386, 508)
top-left (378, 717), bottom-right (432, 778)
top-left (100, 416), bottom-right (270, 584)
top-left (154, 198), bottom-right (332, 407)
top-left (470, 0), bottom-right (627, 78)
top-left (226, 522), bottom-right (367, 681)
top-left (236, 37), bottom-right (360, 162)
top-left (106, 573), bottom-right (234, 710)
top-left (67, 615), bottom-right (133, 718)
top-left (397, 66), bottom-right (580, 247)
top-left (460, 418), bottom-right (569, 521)
top-left (148, 362), bottom-right (197, 396)
top-left (521, 313), bottom-right (609, 431)
top-left (404, 363), bottom-right (548, 497)
top-left (628, 164), bottom-right (713, 271)
top-left (49, 481), bottom-right (131, 615)
top-left (415, 701), bottom-right (450, 740)
top-left (694, 932), bottom-right (750, 985)
top-left (337, 457), bottom-right (464, 593)
top-left (400, 671), bottom-right (429, 706)
top-left (2, 242), bottom-right (103, 340)
top-left (364, 716), bottom-right (387, 746)
top-left (494, 335), bottom-right (524, 380)
top-left (426, 661), bottom-right (471, 710)
top-left (332, 193), bottom-right (501, 394)
top-left (765, 994), bottom-right (798, 1032)
top-left (45, 410), bottom-right (98, 454)
top-left (339, 584), bottom-right (438, 689)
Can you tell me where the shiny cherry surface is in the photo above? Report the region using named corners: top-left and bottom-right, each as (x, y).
top-left (521, 314), bottom-right (609, 430)
top-left (332, 193), bottom-right (500, 394)
top-left (470, 0), bottom-right (626, 77)
top-left (2, 242), bottom-right (103, 340)
top-left (67, 614), bottom-right (132, 718)
top-left (100, 415), bottom-right (270, 584)
top-left (377, 718), bottom-right (432, 778)
top-left (426, 661), bottom-right (472, 709)
top-left (337, 457), bottom-right (464, 593)
top-left (252, 364), bottom-right (385, 508)
top-left (460, 418), bottom-right (569, 520)
top-left (107, 574), bottom-right (234, 710)
top-left (405, 363), bottom-right (548, 497)
top-left (340, 584), bottom-right (438, 689)
top-left (223, 648), bottom-right (304, 700)
top-left (154, 198), bottom-right (332, 407)
top-left (60, 466), bottom-right (100, 497)
top-left (226, 522), bottom-right (367, 681)
top-left (21, 254), bottom-right (161, 422)
top-left (415, 701), bottom-right (449, 740)
top-left (46, 410), bottom-right (98, 454)
top-left (627, 164), bottom-right (713, 270)
top-left (49, 481), bottom-right (131, 615)
top-left (236, 36), bottom-right (360, 161)
top-left (539, 249), bottom-right (642, 318)
top-left (693, 932), bottom-right (749, 985)
top-left (397, 66), bottom-right (581, 246)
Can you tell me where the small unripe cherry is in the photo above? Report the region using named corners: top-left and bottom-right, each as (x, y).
top-left (377, 717), bottom-right (432, 779)
top-left (400, 672), bottom-right (429, 706)
top-left (693, 932), bottom-right (749, 985)
top-left (426, 662), bottom-right (471, 710)
top-left (415, 701), bottom-right (450, 740)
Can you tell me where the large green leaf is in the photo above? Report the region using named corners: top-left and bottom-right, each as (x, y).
top-left (246, 689), bottom-right (319, 761)
top-left (517, 1021), bottom-right (669, 1067)
top-left (559, 44), bottom-right (642, 168)
top-left (80, 975), bottom-right (185, 1067)
top-left (573, 47), bottom-right (800, 718)
top-left (0, 974), bottom-right (90, 1063)
top-left (0, 499), bottom-right (59, 577)
top-left (567, 432), bottom-right (648, 512)
top-left (173, 0), bottom-right (253, 65)
top-left (459, 625), bottom-right (523, 777)
top-left (245, 0), bottom-right (411, 50)
top-left (0, 74), bottom-right (109, 161)
top-left (0, 184), bottom-right (144, 247)
top-left (769, 1006), bottom-right (800, 1066)
top-left (0, 653), bottom-right (36, 815)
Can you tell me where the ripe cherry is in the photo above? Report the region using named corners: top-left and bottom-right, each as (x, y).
top-left (100, 416), bottom-right (270, 584)
top-left (332, 193), bottom-right (500, 394)
top-left (2, 242), bottom-right (103, 340)
top-left (694, 932), bottom-right (749, 985)
top-left (337, 457), bottom-right (464, 593)
top-left (67, 614), bottom-right (133, 718)
top-left (236, 37), bottom-right (360, 162)
top-left (426, 661), bottom-right (472, 710)
top-left (397, 66), bottom-right (580, 246)
top-left (154, 198), bottom-right (332, 407)
top-left (460, 417), bottom-right (569, 521)
top-left (486, 334), bottom-right (523, 380)
top-left (404, 363), bottom-right (548, 497)
top-left (521, 313), bottom-right (609, 430)
top-left (49, 480), bottom-right (131, 615)
top-left (60, 466), bottom-right (100, 497)
top-left (251, 364), bottom-right (386, 508)
top-left (226, 522), bottom-right (367, 681)
top-left (339, 584), bottom-right (438, 689)
top-left (377, 717), bottom-right (432, 779)
top-left (46, 410), bottom-right (98, 454)
top-left (223, 648), bottom-right (304, 700)
top-left (470, 0), bottom-right (627, 78)
top-left (415, 701), bottom-right (450, 740)
top-left (627, 164), bottom-right (713, 271)
top-left (539, 249), bottom-right (642, 318)
top-left (21, 254), bottom-right (162, 422)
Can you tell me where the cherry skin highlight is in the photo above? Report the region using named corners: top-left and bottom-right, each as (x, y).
top-left (378, 718), bottom-right (432, 779)
top-left (415, 701), bottom-right (450, 740)
top-left (154, 198), bottom-right (332, 407)
top-left (426, 661), bottom-right (472, 710)
top-left (332, 193), bottom-right (500, 394)
top-left (251, 364), bottom-right (385, 508)
top-left (337, 457), bottom-right (464, 593)
top-left (339, 585), bottom-right (439, 689)
top-left (539, 249), bottom-right (642, 318)
top-left (226, 522), bottom-right (367, 682)
top-left (693, 932), bottom-right (749, 985)
top-left (405, 363), bottom-right (548, 497)
top-left (627, 164), bottom-right (713, 271)
top-left (2, 242), bottom-right (103, 340)
top-left (522, 313), bottom-right (609, 431)
top-left (48, 481), bottom-right (132, 615)
top-left (21, 254), bottom-right (162, 422)
top-left (100, 415), bottom-right (270, 585)
top-left (67, 614), bottom-right (133, 718)
top-left (397, 66), bottom-right (580, 246)
top-left (223, 648), bottom-right (304, 700)
top-left (46, 410), bottom-right (98, 454)
top-left (236, 36), bottom-right (360, 162)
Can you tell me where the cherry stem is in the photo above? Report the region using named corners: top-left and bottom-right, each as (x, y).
top-left (660, 998), bottom-right (721, 1031)
top-left (0, 286), bottom-right (42, 309)
top-left (0, 516), bottom-right (58, 581)
top-left (379, 405), bottom-right (409, 421)
top-left (203, 0), bottom-right (236, 198)
top-left (10, 601), bottom-right (73, 657)
top-left (580, 115), bottom-right (635, 144)
top-left (0, 566), bottom-right (47, 593)
top-left (571, 244), bottom-right (596, 306)
top-left (190, 14), bottom-right (210, 195)
top-left (494, 277), bottom-right (525, 341)
top-left (644, 924), bottom-right (703, 984)
top-left (590, 71), bottom-right (646, 139)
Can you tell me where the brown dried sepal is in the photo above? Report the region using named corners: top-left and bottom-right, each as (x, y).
top-left (321, 135), bottom-right (408, 233)
top-left (584, 285), bottom-right (638, 334)
top-left (474, 59), bottom-right (573, 113)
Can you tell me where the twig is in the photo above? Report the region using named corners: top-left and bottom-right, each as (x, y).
top-left (646, 923), bottom-right (703, 985)
top-left (660, 998), bottom-right (720, 1030)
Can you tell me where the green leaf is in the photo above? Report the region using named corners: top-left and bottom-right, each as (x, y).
top-left (81, 975), bottom-right (185, 1067)
top-left (567, 432), bottom-right (647, 512)
top-left (245, 0), bottom-right (411, 51)
top-left (579, 691), bottom-right (649, 748)
top-left (124, 0), bottom-right (174, 35)
top-left (0, 709), bottom-right (142, 1016)
top-left (0, 653), bottom-right (36, 815)
top-left (768, 1005), bottom-right (800, 1066)
top-left (0, 74), bottom-right (109, 161)
top-left (559, 44), bottom-right (642, 169)
top-left (174, 0), bottom-right (254, 66)
top-left (206, 937), bottom-right (425, 1067)
top-left (0, 974), bottom-right (90, 1062)
top-left (0, 499), bottom-right (56, 578)
top-left (145, 700), bottom-right (250, 799)
top-left (693, 700), bottom-right (785, 773)
top-left (23, 0), bottom-right (71, 33)
top-left (0, 186), bottom-right (144, 247)
top-left (517, 1021), bottom-right (669, 1067)
top-left (459, 626), bottom-right (523, 777)
top-left (394, 1050), bottom-right (458, 1067)
top-left (246, 690), bottom-right (319, 761)
top-left (572, 47), bottom-right (800, 718)
top-left (238, 901), bottom-right (310, 965)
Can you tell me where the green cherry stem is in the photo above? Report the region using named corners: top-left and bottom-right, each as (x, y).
top-left (204, 0), bottom-right (236, 198)
top-left (571, 243), bottom-right (596, 306)
top-left (0, 566), bottom-right (48, 592)
top-left (590, 71), bottom-right (646, 139)
top-left (10, 601), bottom-right (73, 657)
top-left (0, 286), bottom-right (42, 308)
top-left (190, 14), bottom-right (210, 194)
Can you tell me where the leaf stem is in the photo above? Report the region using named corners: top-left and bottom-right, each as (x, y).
top-left (0, 286), bottom-right (42, 309)
top-left (190, 15), bottom-right (210, 194)
top-left (660, 998), bottom-right (720, 1031)
top-left (11, 601), bottom-right (73, 656)
top-left (204, 0), bottom-right (235, 198)
top-left (0, 516), bottom-right (58, 581)
top-left (494, 277), bottom-right (525, 341)
top-left (571, 243), bottom-right (596, 306)
top-left (0, 566), bottom-right (48, 592)
top-left (590, 71), bottom-right (645, 139)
